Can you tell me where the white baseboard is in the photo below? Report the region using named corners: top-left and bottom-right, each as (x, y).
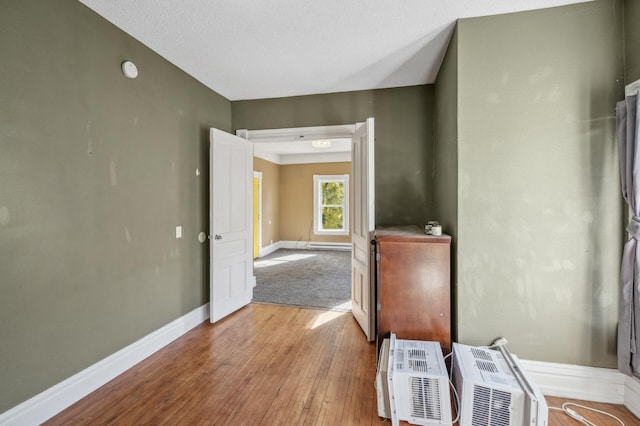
top-left (520, 359), bottom-right (625, 404)
top-left (308, 241), bottom-right (351, 250)
top-left (625, 375), bottom-right (640, 418)
top-left (278, 241), bottom-right (351, 251)
top-left (258, 241), bottom-right (282, 257)
top-left (0, 304), bottom-right (209, 426)
top-left (257, 241), bottom-right (351, 257)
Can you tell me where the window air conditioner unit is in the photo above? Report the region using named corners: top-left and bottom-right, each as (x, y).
top-left (387, 333), bottom-right (452, 426)
top-left (452, 342), bottom-right (548, 426)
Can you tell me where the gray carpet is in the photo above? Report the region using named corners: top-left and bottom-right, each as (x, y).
top-left (253, 249), bottom-right (352, 311)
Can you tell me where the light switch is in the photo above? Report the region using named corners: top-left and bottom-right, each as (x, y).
top-left (176, 226), bottom-right (182, 239)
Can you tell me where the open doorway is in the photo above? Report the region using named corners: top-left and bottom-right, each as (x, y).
top-left (239, 121), bottom-right (375, 340)
top-left (246, 126), bottom-right (353, 311)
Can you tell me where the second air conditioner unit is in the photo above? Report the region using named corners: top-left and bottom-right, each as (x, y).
top-left (452, 342), bottom-right (548, 426)
top-left (387, 333), bottom-right (452, 425)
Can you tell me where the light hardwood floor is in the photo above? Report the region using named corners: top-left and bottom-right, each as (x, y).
top-left (46, 303), bottom-right (639, 425)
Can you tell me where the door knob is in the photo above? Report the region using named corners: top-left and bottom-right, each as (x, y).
top-left (214, 234), bottom-right (222, 240)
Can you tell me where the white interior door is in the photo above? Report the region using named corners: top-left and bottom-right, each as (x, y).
top-left (351, 118), bottom-right (375, 341)
top-left (210, 128), bottom-right (253, 323)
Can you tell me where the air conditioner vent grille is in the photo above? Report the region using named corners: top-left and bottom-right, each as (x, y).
top-left (409, 359), bottom-right (430, 372)
top-left (472, 386), bottom-right (491, 426)
top-left (490, 390), bottom-right (512, 426)
top-left (390, 337), bottom-right (451, 424)
top-left (472, 386), bottom-right (512, 426)
top-left (471, 347), bottom-right (492, 361)
top-left (410, 376), bottom-right (442, 420)
top-left (476, 360), bottom-right (499, 373)
top-left (408, 348), bottom-right (427, 359)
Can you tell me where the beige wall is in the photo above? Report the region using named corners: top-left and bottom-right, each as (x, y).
top-left (253, 159), bottom-right (351, 248)
top-left (279, 162), bottom-right (352, 244)
top-left (253, 157), bottom-right (280, 247)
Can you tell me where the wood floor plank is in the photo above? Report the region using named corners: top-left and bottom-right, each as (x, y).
top-left (44, 303), bottom-right (639, 426)
top-left (264, 321), bottom-right (332, 425)
top-left (545, 396), bottom-right (638, 426)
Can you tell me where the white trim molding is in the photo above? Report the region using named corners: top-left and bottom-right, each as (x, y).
top-left (257, 240), bottom-right (351, 257)
top-left (239, 124), bottom-right (356, 143)
top-left (626, 78), bottom-right (640, 97)
top-left (258, 241), bottom-right (283, 258)
top-left (277, 151), bottom-right (351, 165)
top-left (241, 124), bottom-right (355, 165)
top-left (625, 375), bottom-right (640, 419)
top-left (279, 240), bottom-right (351, 251)
top-left (0, 304), bottom-right (210, 426)
top-left (520, 359), bottom-right (625, 404)
top-left (313, 174), bottom-right (350, 236)
top-left (308, 241), bottom-right (352, 251)
top-left (515, 360), bottom-right (640, 417)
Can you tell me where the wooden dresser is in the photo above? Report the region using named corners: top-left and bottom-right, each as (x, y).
top-left (374, 225), bottom-right (451, 353)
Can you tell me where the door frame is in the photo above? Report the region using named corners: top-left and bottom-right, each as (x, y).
top-left (237, 124), bottom-right (358, 246)
top-left (237, 123), bottom-right (375, 340)
top-left (237, 124), bottom-right (356, 145)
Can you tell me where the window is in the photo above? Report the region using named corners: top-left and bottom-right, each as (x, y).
top-left (313, 174), bottom-right (349, 235)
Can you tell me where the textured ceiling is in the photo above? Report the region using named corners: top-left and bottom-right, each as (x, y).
top-left (79, 0), bottom-right (591, 101)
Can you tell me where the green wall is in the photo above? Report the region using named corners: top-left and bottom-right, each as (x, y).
top-left (626, 0), bottom-right (640, 83)
top-left (232, 86), bottom-right (435, 226)
top-left (454, 0), bottom-right (624, 367)
top-left (434, 29), bottom-right (459, 341)
top-left (0, 0), bottom-right (231, 413)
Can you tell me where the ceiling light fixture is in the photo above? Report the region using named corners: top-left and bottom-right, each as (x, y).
top-left (311, 139), bottom-right (332, 149)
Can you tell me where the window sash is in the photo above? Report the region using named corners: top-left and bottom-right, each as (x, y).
top-left (313, 174), bottom-right (349, 235)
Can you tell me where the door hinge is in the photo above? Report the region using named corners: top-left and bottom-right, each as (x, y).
top-left (376, 253), bottom-right (381, 261)
top-left (377, 303), bottom-right (382, 311)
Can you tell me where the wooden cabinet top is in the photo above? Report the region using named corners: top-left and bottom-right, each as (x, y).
top-left (374, 225), bottom-right (451, 243)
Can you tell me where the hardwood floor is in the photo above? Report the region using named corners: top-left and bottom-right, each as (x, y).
top-left (545, 396), bottom-right (638, 425)
top-left (45, 304), bottom-right (384, 425)
top-left (45, 303), bottom-right (639, 425)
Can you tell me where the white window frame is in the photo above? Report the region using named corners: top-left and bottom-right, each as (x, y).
top-left (313, 174), bottom-right (349, 236)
